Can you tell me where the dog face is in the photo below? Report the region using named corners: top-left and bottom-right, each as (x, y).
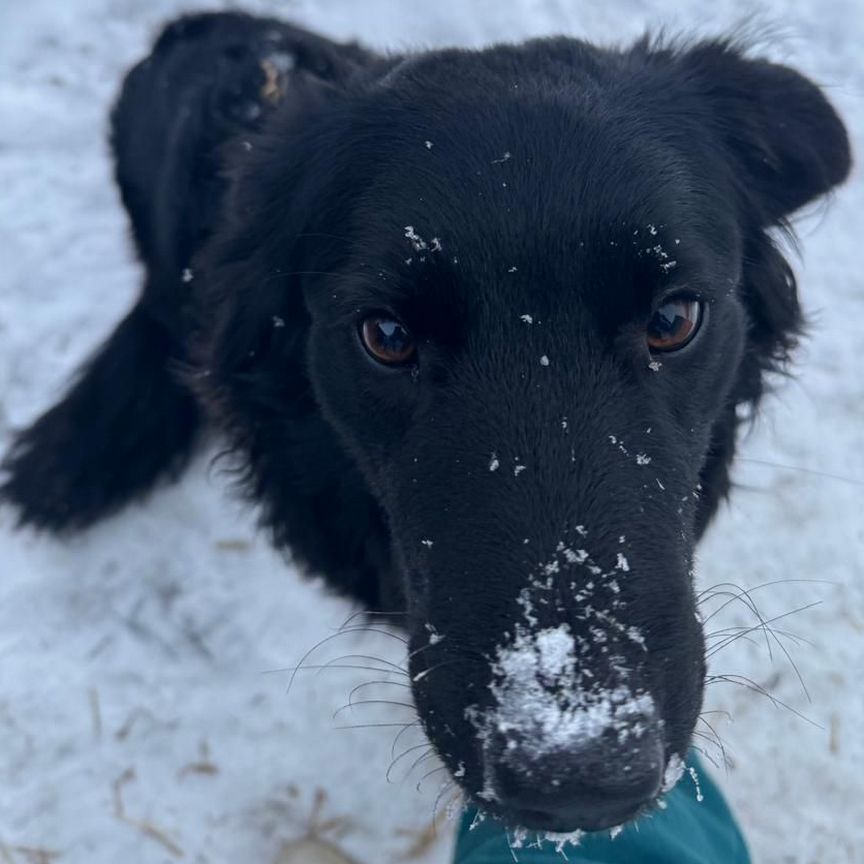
top-left (199, 38), bottom-right (849, 831)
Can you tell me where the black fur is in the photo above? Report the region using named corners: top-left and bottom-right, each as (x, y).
top-left (0, 12), bottom-right (850, 833)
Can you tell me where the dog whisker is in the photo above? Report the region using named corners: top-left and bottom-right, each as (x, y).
top-left (406, 641), bottom-right (437, 662)
top-left (696, 715), bottom-right (731, 767)
top-left (699, 708), bottom-right (733, 722)
top-left (696, 576), bottom-right (830, 601)
top-left (337, 608), bottom-right (408, 632)
top-left (688, 739), bottom-right (722, 771)
top-left (419, 764), bottom-right (451, 793)
top-left (348, 678), bottom-right (412, 704)
top-left (391, 716), bottom-right (427, 760)
top-left (286, 629), bottom-right (408, 695)
top-left (705, 631), bottom-right (761, 650)
top-left (706, 600), bottom-right (821, 702)
top-left (692, 723), bottom-right (730, 771)
top-left (706, 624), bottom-right (813, 650)
top-left (699, 581), bottom-right (780, 659)
top-left (386, 741), bottom-right (433, 783)
top-left (406, 641), bottom-right (491, 677)
top-left (313, 653), bottom-right (408, 677)
top-left (333, 698), bottom-right (416, 722)
top-left (408, 656), bottom-right (487, 682)
top-left (431, 779), bottom-right (459, 824)
top-left (699, 582), bottom-right (821, 702)
top-left (405, 748), bottom-right (439, 784)
top-left (328, 625), bottom-right (409, 644)
top-left (705, 673), bottom-right (821, 728)
top-left (417, 767), bottom-right (446, 795)
top-left (737, 457), bottom-right (864, 488)
top-left (264, 662), bottom-right (407, 676)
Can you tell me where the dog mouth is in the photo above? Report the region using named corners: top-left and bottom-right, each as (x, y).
top-left (460, 746), bottom-right (688, 835)
top-left (414, 633), bottom-right (699, 835)
top-left (475, 800), bottom-right (646, 834)
top-left (463, 754), bottom-right (666, 835)
top-left (411, 612), bottom-right (695, 835)
top-left (407, 531), bottom-right (705, 836)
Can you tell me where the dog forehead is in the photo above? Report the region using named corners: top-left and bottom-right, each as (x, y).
top-left (351, 170), bottom-right (699, 331)
top-left (351, 108), bottom-right (723, 284)
top-left (339, 55), bottom-right (739, 324)
top-left (362, 43), bottom-right (709, 203)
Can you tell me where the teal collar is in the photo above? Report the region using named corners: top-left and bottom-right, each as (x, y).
top-left (453, 755), bottom-right (750, 863)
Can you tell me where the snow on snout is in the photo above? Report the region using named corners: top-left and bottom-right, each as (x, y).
top-left (487, 624), bottom-right (655, 755)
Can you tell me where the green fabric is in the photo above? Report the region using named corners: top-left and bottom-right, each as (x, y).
top-left (453, 755), bottom-right (750, 863)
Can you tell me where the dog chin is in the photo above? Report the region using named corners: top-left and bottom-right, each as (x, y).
top-left (468, 797), bottom-right (647, 835)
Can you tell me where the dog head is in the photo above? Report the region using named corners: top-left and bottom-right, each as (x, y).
top-left (196, 36), bottom-right (849, 831)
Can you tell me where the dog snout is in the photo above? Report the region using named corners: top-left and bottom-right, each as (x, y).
top-left (476, 621), bottom-right (667, 831)
top-left (483, 713), bottom-right (665, 832)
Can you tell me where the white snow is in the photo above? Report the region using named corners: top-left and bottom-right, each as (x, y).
top-left (486, 625), bottom-right (656, 757)
top-left (425, 623), bottom-right (444, 646)
top-left (687, 764), bottom-right (704, 804)
top-left (662, 752), bottom-right (686, 793)
top-left (535, 625), bottom-right (575, 678)
top-left (403, 225), bottom-right (428, 251)
top-left (562, 547), bottom-right (589, 565)
top-left (1, 2), bottom-right (862, 863)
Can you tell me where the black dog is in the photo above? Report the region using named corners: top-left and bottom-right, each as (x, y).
top-left (0, 12), bottom-right (850, 834)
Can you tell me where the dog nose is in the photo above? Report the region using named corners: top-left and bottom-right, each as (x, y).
top-left (485, 724), bottom-right (665, 832)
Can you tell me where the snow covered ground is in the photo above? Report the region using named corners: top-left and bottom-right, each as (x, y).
top-left (0, 1), bottom-right (861, 862)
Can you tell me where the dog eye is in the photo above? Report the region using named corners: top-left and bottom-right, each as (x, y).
top-left (646, 297), bottom-right (702, 352)
top-left (360, 315), bottom-right (417, 365)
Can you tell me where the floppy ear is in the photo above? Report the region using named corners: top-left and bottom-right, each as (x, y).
top-left (674, 41), bottom-right (851, 395)
top-left (682, 41), bottom-right (851, 223)
top-left (676, 43), bottom-right (851, 534)
top-left (191, 76), bottom-right (394, 604)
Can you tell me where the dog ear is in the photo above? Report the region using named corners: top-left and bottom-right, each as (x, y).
top-left (677, 42), bottom-right (851, 380)
top-left (675, 43), bottom-right (851, 533)
top-left (681, 41), bottom-right (851, 223)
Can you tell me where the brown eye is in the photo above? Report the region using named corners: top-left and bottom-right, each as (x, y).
top-left (360, 315), bottom-right (417, 365)
top-left (647, 297), bottom-right (702, 352)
